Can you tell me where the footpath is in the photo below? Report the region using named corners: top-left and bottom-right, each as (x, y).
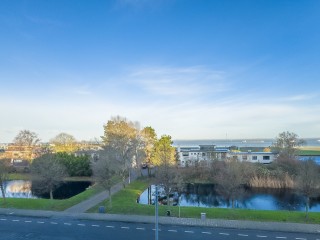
top-left (0, 176), bottom-right (319, 234)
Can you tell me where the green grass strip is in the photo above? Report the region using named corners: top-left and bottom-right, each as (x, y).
top-left (88, 178), bottom-right (320, 224)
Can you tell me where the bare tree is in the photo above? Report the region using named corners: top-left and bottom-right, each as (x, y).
top-left (30, 154), bottom-right (68, 199)
top-left (216, 160), bottom-right (252, 208)
top-left (0, 159), bottom-right (10, 202)
top-left (12, 130), bottom-right (40, 160)
top-left (92, 149), bottom-right (117, 208)
top-left (50, 133), bottom-right (78, 153)
top-left (295, 159), bottom-right (320, 219)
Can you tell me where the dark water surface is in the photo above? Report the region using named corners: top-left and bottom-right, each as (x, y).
top-left (1, 180), bottom-right (92, 199)
top-left (139, 184), bottom-right (320, 212)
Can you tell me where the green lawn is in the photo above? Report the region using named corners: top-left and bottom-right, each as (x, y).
top-left (88, 178), bottom-right (320, 224)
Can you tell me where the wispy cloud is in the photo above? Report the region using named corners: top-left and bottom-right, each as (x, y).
top-left (127, 65), bottom-right (228, 97)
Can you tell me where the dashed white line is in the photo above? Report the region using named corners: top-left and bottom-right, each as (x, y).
top-left (92, 224), bottom-right (100, 227)
top-left (168, 230), bottom-right (177, 232)
top-left (238, 233), bottom-right (249, 237)
top-left (24, 220), bottom-right (32, 223)
top-left (64, 223), bottom-right (72, 226)
top-left (0, 218), bottom-right (7, 221)
top-left (37, 221), bottom-right (45, 224)
top-left (12, 219), bottom-right (20, 222)
top-left (295, 238), bottom-right (306, 240)
top-left (152, 229), bottom-right (161, 231)
top-left (276, 237), bottom-right (287, 239)
top-left (219, 232), bottom-right (230, 236)
top-left (121, 226), bottom-right (129, 229)
top-left (106, 225), bottom-right (115, 228)
top-left (77, 224), bottom-right (86, 226)
top-left (202, 231), bottom-right (211, 234)
top-left (185, 230), bottom-right (194, 233)
top-left (257, 235), bottom-right (267, 238)
top-left (136, 227), bottom-right (145, 230)
top-left (50, 222), bottom-right (58, 225)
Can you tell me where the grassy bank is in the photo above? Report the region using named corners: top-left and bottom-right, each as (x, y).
top-left (88, 179), bottom-right (320, 224)
top-left (1, 175), bottom-right (122, 211)
top-left (0, 183), bottom-right (104, 211)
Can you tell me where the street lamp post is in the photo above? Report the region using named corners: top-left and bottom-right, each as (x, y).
top-left (155, 185), bottom-right (159, 240)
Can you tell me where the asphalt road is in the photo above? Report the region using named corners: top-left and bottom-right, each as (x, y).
top-left (0, 215), bottom-right (319, 240)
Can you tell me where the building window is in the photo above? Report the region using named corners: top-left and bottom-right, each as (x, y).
top-left (252, 156), bottom-right (257, 160)
top-left (242, 155), bottom-right (248, 160)
top-left (263, 156), bottom-right (270, 160)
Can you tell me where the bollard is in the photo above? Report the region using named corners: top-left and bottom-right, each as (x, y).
top-left (166, 210), bottom-right (171, 216)
top-left (98, 206), bottom-right (106, 213)
top-left (201, 212), bottom-right (206, 220)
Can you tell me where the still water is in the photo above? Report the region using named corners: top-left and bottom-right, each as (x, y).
top-left (139, 184), bottom-right (320, 212)
top-left (0, 180), bottom-right (92, 199)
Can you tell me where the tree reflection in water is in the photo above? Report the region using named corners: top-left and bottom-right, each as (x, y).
top-left (139, 184), bottom-right (320, 212)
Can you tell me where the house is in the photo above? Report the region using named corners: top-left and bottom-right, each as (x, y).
top-left (177, 145), bottom-right (276, 167)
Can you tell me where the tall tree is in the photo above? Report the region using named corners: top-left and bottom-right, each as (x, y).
top-left (152, 135), bottom-right (176, 166)
top-left (0, 159), bottom-right (10, 202)
top-left (50, 133), bottom-right (78, 153)
top-left (273, 131), bottom-right (305, 161)
top-left (216, 160), bottom-right (251, 208)
top-left (92, 150), bottom-right (117, 208)
top-left (295, 159), bottom-right (320, 219)
top-left (12, 130), bottom-right (40, 160)
top-left (101, 116), bottom-right (138, 187)
top-left (154, 135), bottom-right (180, 206)
top-left (30, 154), bottom-right (68, 199)
top-left (13, 130), bottom-right (40, 147)
top-left (141, 126), bottom-right (157, 165)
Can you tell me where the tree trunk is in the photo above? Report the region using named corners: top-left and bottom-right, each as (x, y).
top-left (50, 189), bottom-right (53, 200)
top-left (305, 196), bottom-right (310, 220)
top-left (108, 188), bottom-right (112, 208)
top-left (0, 184), bottom-right (6, 203)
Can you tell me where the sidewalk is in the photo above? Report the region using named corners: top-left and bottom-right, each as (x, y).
top-left (0, 208), bottom-right (319, 234)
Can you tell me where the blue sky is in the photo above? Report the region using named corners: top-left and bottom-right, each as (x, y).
top-left (1, 0), bottom-right (320, 142)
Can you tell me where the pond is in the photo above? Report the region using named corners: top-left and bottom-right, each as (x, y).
top-left (139, 184), bottom-right (320, 212)
top-left (0, 180), bottom-right (92, 199)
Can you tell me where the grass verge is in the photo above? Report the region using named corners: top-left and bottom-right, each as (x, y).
top-left (87, 178), bottom-right (320, 224)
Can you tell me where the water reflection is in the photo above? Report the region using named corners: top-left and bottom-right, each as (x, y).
top-left (0, 180), bottom-right (92, 199)
top-left (139, 184), bottom-right (320, 212)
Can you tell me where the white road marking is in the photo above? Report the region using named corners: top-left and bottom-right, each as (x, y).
top-left (12, 219), bottom-right (20, 222)
top-left (276, 237), bottom-right (287, 239)
top-left (64, 223), bottom-right (72, 226)
top-left (185, 230), bottom-right (194, 233)
top-left (121, 226), bottom-right (129, 229)
top-left (0, 219), bottom-right (7, 221)
top-left (50, 222), bottom-right (58, 225)
top-left (257, 235), bottom-right (267, 238)
top-left (238, 233), bottom-right (249, 237)
top-left (202, 231), bottom-right (211, 234)
top-left (37, 221), bottom-right (45, 224)
top-left (9, 212), bottom-right (14, 215)
top-left (295, 238), bottom-right (306, 240)
top-left (92, 224), bottom-right (100, 227)
top-left (77, 224), bottom-right (86, 226)
top-left (136, 227), bottom-right (145, 230)
top-left (106, 225), bottom-right (115, 228)
top-left (25, 220), bottom-right (32, 223)
top-left (152, 229), bottom-right (161, 231)
top-left (168, 230), bottom-right (177, 232)
top-left (219, 232), bottom-right (230, 235)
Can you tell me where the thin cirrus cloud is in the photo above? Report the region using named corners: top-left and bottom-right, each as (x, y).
top-left (127, 66), bottom-right (228, 98)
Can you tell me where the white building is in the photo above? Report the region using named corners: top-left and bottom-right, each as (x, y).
top-left (177, 145), bottom-right (276, 167)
